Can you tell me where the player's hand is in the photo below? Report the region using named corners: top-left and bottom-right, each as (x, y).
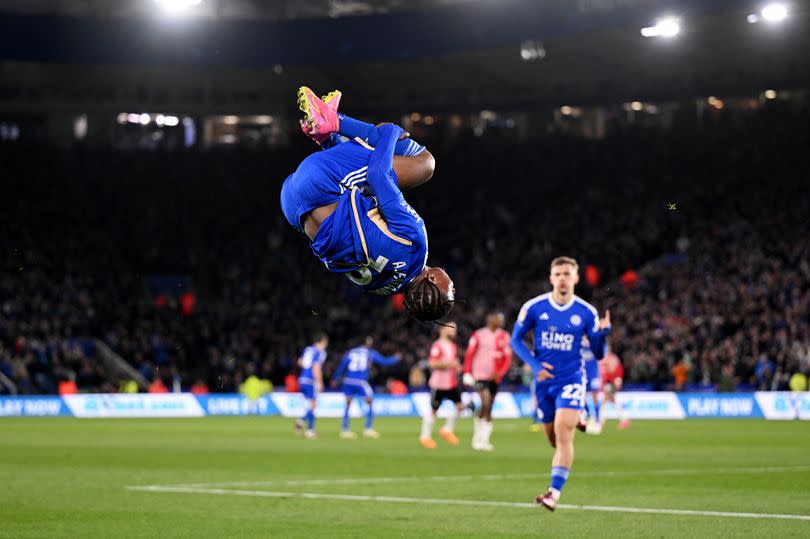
top-left (536, 370), bottom-right (555, 382)
top-left (376, 122), bottom-right (410, 140)
top-left (599, 309), bottom-right (611, 330)
top-left (462, 373), bottom-right (476, 387)
top-left (536, 362), bottom-right (555, 382)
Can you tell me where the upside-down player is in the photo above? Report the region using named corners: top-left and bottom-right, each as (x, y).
top-left (600, 344), bottom-right (631, 430)
top-left (420, 321), bottom-right (463, 448)
top-left (463, 311), bottom-right (512, 451)
top-left (280, 87), bottom-right (455, 322)
top-left (294, 333), bottom-right (328, 439)
top-left (332, 337), bottom-right (399, 439)
top-left (511, 257), bottom-right (611, 511)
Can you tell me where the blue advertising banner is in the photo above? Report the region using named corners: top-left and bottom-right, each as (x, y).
top-left (196, 395), bottom-right (279, 416)
top-left (679, 394), bottom-right (763, 418)
top-left (0, 392), bottom-right (808, 419)
top-left (0, 396), bottom-right (71, 417)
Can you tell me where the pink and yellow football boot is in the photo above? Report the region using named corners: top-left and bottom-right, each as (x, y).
top-left (298, 86), bottom-right (341, 146)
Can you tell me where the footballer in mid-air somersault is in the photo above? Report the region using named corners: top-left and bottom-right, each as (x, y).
top-left (280, 87), bottom-right (455, 323)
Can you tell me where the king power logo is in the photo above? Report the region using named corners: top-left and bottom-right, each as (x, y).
top-left (540, 331), bottom-right (575, 351)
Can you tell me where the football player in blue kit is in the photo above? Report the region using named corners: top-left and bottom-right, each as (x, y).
top-left (280, 87), bottom-right (455, 323)
top-left (581, 335), bottom-right (605, 434)
top-left (511, 257), bottom-right (611, 511)
top-left (332, 337), bottom-right (400, 439)
top-left (294, 333), bottom-right (329, 439)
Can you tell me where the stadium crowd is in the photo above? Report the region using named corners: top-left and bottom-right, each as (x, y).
top-left (1, 103), bottom-right (808, 394)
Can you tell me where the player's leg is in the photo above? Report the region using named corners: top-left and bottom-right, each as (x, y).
top-left (296, 384), bottom-right (313, 435)
top-left (543, 421), bottom-right (556, 447)
top-left (481, 380), bottom-right (498, 451)
top-left (438, 390), bottom-right (461, 445)
top-left (472, 385), bottom-right (492, 450)
top-left (362, 383), bottom-right (380, 438)
top-left (420, 390), bottom-right (440, 448)
top-left (587, 389), bottom-right (603, 434)
top-left (612, 388), bottom-right (630, 429)
top-left (304, 398), bottom-right (318, 438)
top-left (536, 385), bottom-right (557, 447)
top-left (297, 87), bottom-right (434, 189)
top-left (536, 379), bottom-right (583, 511)
top-left (536, 408), bottom-right (578, 511)
top-left (340, 393), bottom-right (357, 439)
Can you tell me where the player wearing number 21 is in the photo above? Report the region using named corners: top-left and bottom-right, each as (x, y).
top-left (510, 256), bottom-right (611, 511)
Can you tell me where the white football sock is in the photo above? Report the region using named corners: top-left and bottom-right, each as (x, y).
top-left (473, 417), bottom-right (482, 445)
top-left (484, 420), bottom-right (493, 444)
top-left (443, 411), bottom-right (458, 432)
top-left (420, 415), bottom-right (435, 439)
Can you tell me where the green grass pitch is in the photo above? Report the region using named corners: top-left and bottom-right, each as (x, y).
top-left (1, 417), bottom-right (809, 538)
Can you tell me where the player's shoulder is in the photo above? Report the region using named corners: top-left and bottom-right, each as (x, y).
top-left (573, 295), bottom-right (599, 318)
top-left (520, 292), bottom-right (552, 313)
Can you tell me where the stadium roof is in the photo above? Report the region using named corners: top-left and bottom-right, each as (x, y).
top-left (1, 0), bottom-right (808, 113)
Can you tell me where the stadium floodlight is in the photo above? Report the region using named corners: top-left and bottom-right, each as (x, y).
top-left (154, 0), bottom-right (202, 14)
top-left (520, 40), bottom-right (546, 61)
top-left (560, 106), bottom-right (573, 116)
top-left (139, 114), bottom-right (151, 125)
top-left (641, 17), bottom-right (681, 38)
top-left (631, 101), bottom-right (643, 111)
top-left (749, 4), bottom-right (789, 24)
top-left (764, 89), bottom-right (777, 99)
top-left (761, 3), bottom-right (788, 22)
top-left (163, 116), bottom-right (180, 127)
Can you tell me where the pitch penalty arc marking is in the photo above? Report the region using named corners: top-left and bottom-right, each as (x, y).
top-left (126, 485), bottom-right (810, 522)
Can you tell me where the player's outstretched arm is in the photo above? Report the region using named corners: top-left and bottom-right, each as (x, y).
top-left (371, 349), bottom-right (399, 366)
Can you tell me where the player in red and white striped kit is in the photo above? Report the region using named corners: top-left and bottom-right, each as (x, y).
top-left (463, 311), bottom-right (512, 451)
top-left (600, 345), bottom-right (630, 430)
top-left (420, 322), bottom-right (463, 449)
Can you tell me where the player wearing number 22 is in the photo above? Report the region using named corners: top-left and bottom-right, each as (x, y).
top-left (510, 256), bottom-right (611, 511)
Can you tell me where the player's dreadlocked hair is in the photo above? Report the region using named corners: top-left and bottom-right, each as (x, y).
top-left (403, 277), bottom-right (455, 324)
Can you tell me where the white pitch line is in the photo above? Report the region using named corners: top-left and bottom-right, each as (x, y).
top-left (126, 485), bottom-right (810, 521)
top-left (161, 465), bottom-right (810, 489)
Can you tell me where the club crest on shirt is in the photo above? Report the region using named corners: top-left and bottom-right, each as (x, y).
top-left (569, 314), bottom-right (582, 326)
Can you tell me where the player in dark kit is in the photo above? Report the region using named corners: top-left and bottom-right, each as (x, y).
top-left (280, 87), bottom-right (455, 323)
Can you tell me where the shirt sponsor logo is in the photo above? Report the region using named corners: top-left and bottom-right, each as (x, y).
top-left (540, 331), bottom-right (575, 351)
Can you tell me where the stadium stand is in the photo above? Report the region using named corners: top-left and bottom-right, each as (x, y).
top-left (1, 103), bottom-right (808, 394)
